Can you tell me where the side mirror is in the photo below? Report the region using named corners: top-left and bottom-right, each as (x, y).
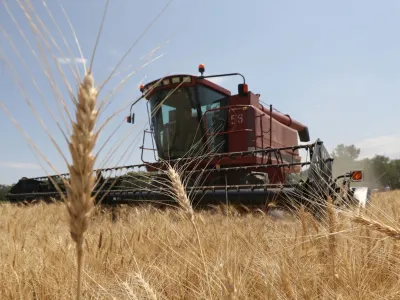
top-left (126, 113), bottom-right (135, 124)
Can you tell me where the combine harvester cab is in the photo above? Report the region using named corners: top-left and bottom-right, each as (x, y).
top-left (7, 64), bottom-right (371, 214)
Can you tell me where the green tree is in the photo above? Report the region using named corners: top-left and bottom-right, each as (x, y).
top-left (368, 155), bottom-right (400, 189)
top-left (0, 184), bottom-right (11, 201)
top-left (331, 144), bottom-right (361, 160)
top-left (391, 159), bottom-right (400, 189)
top-left (331, 144), bottom-right (362, 179)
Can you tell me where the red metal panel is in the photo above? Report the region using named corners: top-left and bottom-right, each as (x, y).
top-left (227, 106), bottom-right (252, 153)
top-left (226, 95), bottom-right (250, 153)
top-left (258, 102), bottom-right (307, 132)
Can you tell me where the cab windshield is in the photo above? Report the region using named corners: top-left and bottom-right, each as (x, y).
top-left (149, 84), bottom-right (228, 160)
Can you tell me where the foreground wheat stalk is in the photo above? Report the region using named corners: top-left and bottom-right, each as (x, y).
top-left (165, 163), bottom-right (213, 298)
top-left (65, 70), bottom-right (99, 300)
top-left (351, 215), bottom-right (400, 240)
top-left (166, 164), bottom-right (194, 221)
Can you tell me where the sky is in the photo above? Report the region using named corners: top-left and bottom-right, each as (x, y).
top-left (0, 0), bottom-right (400, 184)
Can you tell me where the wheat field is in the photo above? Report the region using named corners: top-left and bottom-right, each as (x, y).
top-left (0, 190), bottom-right (399, 299)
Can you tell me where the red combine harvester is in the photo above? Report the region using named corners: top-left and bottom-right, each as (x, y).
top-left (6, 64), bottom-right (371, 213)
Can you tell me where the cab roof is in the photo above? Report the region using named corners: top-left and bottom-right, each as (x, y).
top-left (141, 74), bottom-right (232, 99)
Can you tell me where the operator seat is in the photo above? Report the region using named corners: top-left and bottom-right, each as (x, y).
top-left (175, 108), bottom-right (201, 155)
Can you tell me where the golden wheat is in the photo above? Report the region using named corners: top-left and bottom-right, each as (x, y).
top-left (65, 70), bottom-right (99, 300)
top-left (351, 215), bottom-right (400, 240)
top-left (165, 163), bottom-right (194, 221)
top-left (0, 191), bottom-right (399, 299)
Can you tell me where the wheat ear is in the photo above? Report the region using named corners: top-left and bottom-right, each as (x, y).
top-left (65, 70), bottom-right (99, 300)
top-left (166, 164), bottom-right (194, 221)
top-left (351, 215), bottom-right (400, 240)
